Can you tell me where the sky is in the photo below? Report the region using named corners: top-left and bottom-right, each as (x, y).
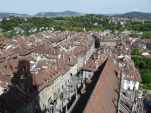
top-left (0, 0), bottom-right (151, 14)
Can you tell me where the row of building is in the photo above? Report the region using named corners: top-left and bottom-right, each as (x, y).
top-left (0, 31), bottom-right (144, 113)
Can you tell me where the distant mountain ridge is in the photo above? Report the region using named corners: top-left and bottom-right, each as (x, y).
top-left (0, 12), bottom-right (29, 18)
top-left (115, 11), bottom-right (151, 19)
top-left (0, 11), bottom-right (82, 18)
top-left (35, 11), bottom-right (83, 17)
top-left (0, 11), bottom-right (151, 19)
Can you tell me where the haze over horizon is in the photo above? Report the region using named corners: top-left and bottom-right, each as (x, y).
top-left (0, 0), bottom-right (151, 14)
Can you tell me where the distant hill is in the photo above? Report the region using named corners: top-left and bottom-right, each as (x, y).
top-left (0, 11), bottom-right (151, 19)
top-left (0, 11), bottom-right (82, 18)
top-left (0, 12), bottom-right (29, 18)
top-left (35, 11), bottom-right (83, 17)
top-left (115, 11), bottom-right (151, 19)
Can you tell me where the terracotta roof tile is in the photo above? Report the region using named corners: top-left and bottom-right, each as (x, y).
top-left (84, 58), bottom-right (120, 113)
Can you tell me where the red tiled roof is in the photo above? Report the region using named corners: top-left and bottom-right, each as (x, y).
top-left (84, 58), bottom-right (120, 113)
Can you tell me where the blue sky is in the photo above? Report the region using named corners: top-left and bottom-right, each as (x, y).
top-left (0, 0), bottom-right (151, 14)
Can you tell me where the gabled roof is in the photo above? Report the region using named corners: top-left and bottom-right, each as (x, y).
top-left (84, 57), bottom-right (120, 113)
